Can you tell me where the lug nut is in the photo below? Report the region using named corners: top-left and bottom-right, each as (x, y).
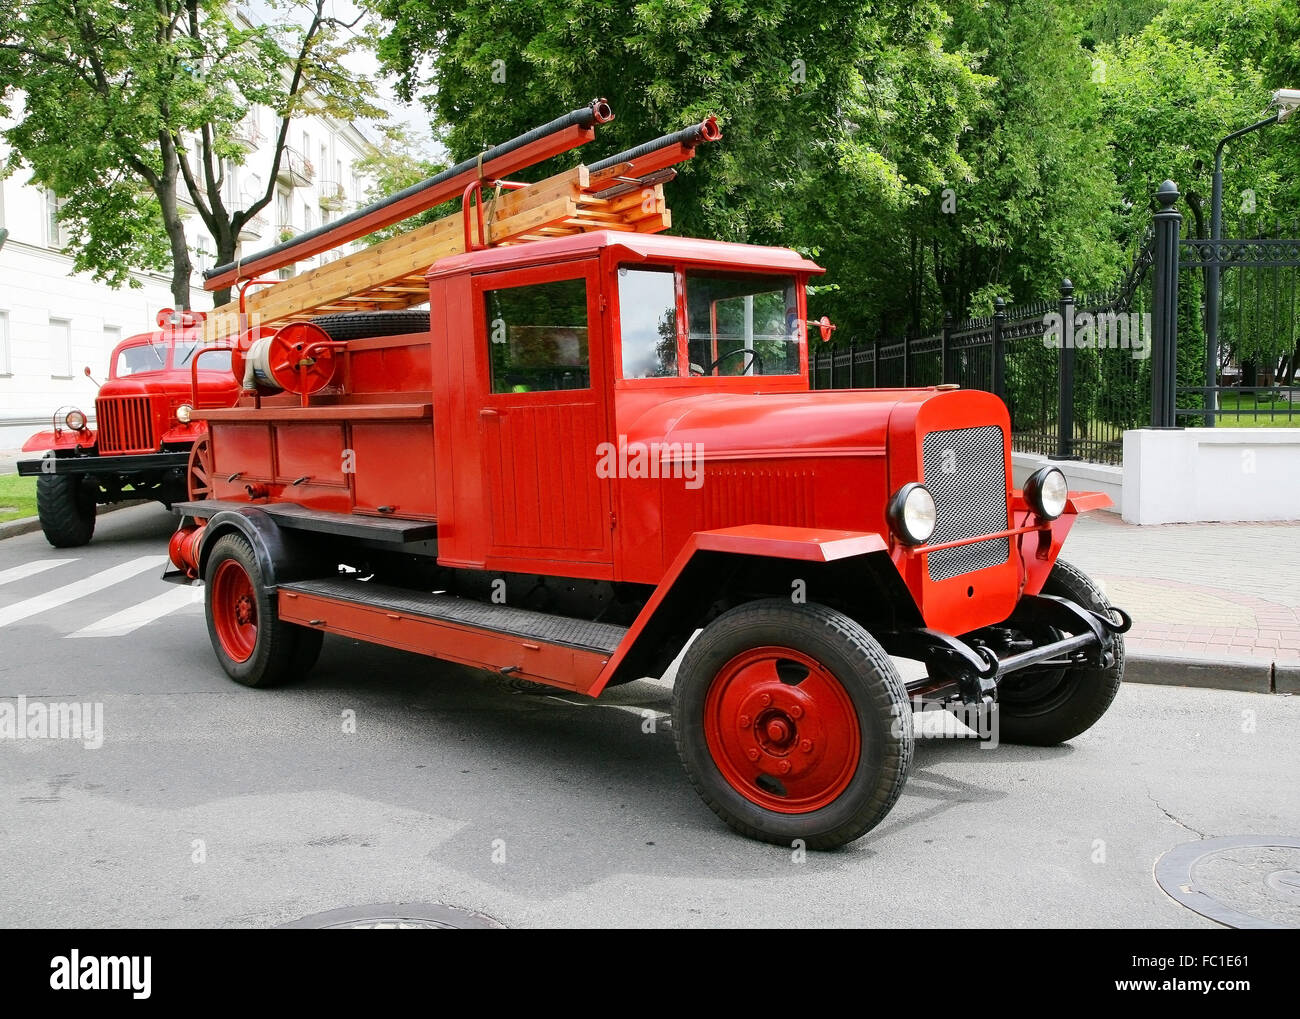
top-left (760, 693), bottom-right (771, 707)
top-left (746, 748), bottom-right (760, 762)
top-left (739, 714), bottom-right (751, 728)
top-left (778, 761), bottom-right (791, 774)
top-left (800, 739), bottom-right (813, 753)
top-left (789, 704), bottom-right (803, 719)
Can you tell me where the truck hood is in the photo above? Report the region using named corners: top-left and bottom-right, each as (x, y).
top-left (621, 387), bottom-right (963, 459)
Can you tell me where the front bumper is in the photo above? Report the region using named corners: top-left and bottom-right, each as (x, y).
top-left (17, 452), bottom-right (191, 477)
top-left (883, 594), bottom-right (1132, 704)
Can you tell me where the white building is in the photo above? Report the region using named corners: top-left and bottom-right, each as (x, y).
top-left (0, 107), bottom-right (377, 447)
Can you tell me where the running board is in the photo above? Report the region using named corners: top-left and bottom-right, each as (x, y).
top-left (175, 499), bottom-right (437, 545)
top-left (276, 576), bottom-right (628, 693)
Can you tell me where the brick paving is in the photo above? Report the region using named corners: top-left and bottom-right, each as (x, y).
top-left (1064, 512), bottom-right (1300, 665)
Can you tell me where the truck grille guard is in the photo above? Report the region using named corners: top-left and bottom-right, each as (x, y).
top-left (882, 595), bottom-right (1132, 705)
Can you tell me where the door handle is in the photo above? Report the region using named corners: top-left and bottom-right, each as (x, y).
top-left (480, 408), bottom-right (499, 417)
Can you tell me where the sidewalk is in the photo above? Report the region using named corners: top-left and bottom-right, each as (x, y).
top-left (1065, 512), bottom-right (1300, 689)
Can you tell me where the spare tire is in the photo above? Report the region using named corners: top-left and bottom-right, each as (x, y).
top-left (310, 310), bottom-right (430, 342)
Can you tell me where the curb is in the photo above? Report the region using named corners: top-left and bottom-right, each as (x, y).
top-left (1124, 651), bottom-right (1290, 694)
top-left (0, 500), bottom-right (151, 542)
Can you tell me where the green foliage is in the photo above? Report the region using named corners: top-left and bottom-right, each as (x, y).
top-left (0, 0), bottom-right (380, 306)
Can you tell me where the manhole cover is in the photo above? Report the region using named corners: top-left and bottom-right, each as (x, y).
top-left (1155, 835), bottom-right (1300, 929)
top-left (280, 902), bottom-right (505, 929)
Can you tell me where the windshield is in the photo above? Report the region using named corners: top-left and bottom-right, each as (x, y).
top-left (112, 336), bottom-right (232, 377)
top-left (618, 267), bottom-right (802, 379)
top-left (115, 342), bottom-right (168, 378)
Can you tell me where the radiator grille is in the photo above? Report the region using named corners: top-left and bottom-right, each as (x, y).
top-left (922, 425), bottom-right (1009, 581)
top-left (96, 396), bottom-right (157, 454)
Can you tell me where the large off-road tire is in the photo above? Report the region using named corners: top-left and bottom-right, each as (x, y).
top-left (997, 559), bottom-right (1125, 746)
top-left (204, 533), bottom-right (321, 688)
top-left (36, 473), bottom-right (97, 548)
top-left (672, 599), bottom-right (913, 850)
top-left (310, 311), bottom-right (430, 342)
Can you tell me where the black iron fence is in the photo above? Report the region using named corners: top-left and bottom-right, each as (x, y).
top-left (810, 251), bottom-right (1153, 465)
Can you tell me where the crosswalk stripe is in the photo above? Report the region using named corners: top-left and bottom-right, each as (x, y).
top-left (0, 555), bottom-right (169, 628)
top-left (65, 584), bottom-right (201, 639)
top-left (0, 559), bottom-right (77, 587)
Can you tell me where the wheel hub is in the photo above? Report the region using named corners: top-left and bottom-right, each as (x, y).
top-left (235, 595), bottom-right (255, 627)
top-left (705, 646), bottom-right (861, 813)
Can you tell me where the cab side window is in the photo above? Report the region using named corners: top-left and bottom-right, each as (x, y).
top-left (484, 278), bottom-right (590, 393)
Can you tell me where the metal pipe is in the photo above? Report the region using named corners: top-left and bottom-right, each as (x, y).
top-left (588, 117), bottom-right (721, 172)
top-left (205, 99), bottom-right (614, 289)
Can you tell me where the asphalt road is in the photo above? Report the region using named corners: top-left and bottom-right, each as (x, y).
top-left (0, 504), bottom-right (1296, 928)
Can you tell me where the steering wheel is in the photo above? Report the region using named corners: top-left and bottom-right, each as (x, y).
top-left (694, 347), bottom-right (763, 377)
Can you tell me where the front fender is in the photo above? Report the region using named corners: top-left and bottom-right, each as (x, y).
top-left (1012, 491), bottom-right (1111, 597)
top-left (160, 421), bottom-right (206, 446)
top-left (21, 429), bottom-right (96, 453)
top-left (590, 525), bottom-right (918, 695)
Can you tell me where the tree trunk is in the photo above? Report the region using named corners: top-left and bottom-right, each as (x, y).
top-left (156, 135), bottom-right (193, 310)
top-left (211, 226), bottom-right (237, 308)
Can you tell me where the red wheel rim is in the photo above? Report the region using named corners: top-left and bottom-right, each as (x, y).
top-left (211, 559), bottom-right (257, 663)
top-left (704, 646), bottom-right (861, 813)
top-left (188, 435), bottom-right (213, 501)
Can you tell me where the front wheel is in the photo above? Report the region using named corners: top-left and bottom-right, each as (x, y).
top-left (36, 473), bottom-right (97, 547)
top-left (204, 533), bottom-right (321, 687)
top-left (996, 559), bottom-right (1124, 745)
top-left (672, 600), bottom-right (912, 850)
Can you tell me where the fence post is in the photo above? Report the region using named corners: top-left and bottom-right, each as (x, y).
top-left (1150, 180), bottom-right (1182, 428)
top-left (941, 312), bottom-right (953, 384)
top-left (992, 297), bottom-right (1007, 400)
top-left (873, 336), bottom-right (879, 388)
top-left (1053, 279), bottom-right (1077, 460)
top-left (903, 334), bottom-right (911, 388)
top-left (848, 336), bottom-right (855, 388)
top-left (828, 336), bottom-right (836, 389)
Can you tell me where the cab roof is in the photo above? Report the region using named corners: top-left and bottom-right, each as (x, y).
top-left (426, 229), bottom-right (825, 279)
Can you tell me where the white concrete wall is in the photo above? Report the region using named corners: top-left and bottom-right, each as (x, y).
top-left (1122, 428), bottom-right (1300, 524)
top-left (1012, 451), bottom-right (1123, 515)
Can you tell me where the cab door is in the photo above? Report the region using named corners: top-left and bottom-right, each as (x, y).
top-left (471, 260), bottom-right (613, 570)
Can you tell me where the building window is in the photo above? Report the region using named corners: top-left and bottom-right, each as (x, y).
top-left (276, 189), bottom-right (291, 236)
top-left (0, 310), bottom-right (10, 376)
top-left (45, 190), bottom-right (69, 249)
top-left (49, 317), bottom-right (73, 378)
top-left (304, 206), bottom-right (315, 232)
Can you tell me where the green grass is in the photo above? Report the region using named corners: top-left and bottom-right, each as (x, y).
top-left (1194, 391), bottom-right (1300, 428)
top-left (0, 473), bottom-right (37, 523)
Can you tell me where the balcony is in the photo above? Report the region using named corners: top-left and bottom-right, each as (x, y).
top-left (318, 179), bottom-right (347, 211)
top-left (238, 212), bottom-right (268, 241)
top-left (231, 119), bottom-right (265, 152)
top-left (275, 146), bottom-right (315, 188)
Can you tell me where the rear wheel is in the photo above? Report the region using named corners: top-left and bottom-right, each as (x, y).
top-left (187, 434), bottom-right (213, 502)
top-left (310, 310), bottom-right (430, 342)
top-left (204, 533), bottom-right (321, 687)
top-left (36, 473), bottom-right (97, 548)
top-left (997, 559), bottom-right (1124, 745)
top-left (672, 600), bottom-right (912, 850)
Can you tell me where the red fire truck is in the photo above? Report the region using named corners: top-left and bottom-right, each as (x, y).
top-left (18, 310), bottom-right (240, 547)
top-left (167, 105), bottom-right (1128, 848)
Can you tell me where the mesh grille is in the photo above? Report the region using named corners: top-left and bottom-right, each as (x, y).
top-left (922, 425), bottom-right (1009, 581)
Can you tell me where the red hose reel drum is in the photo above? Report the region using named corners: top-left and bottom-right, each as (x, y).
top-left (231, 321), bottom-right (341, 395)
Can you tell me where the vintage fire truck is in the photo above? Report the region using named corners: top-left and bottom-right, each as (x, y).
top-left (166, 103), bottom-right (1128, 848)
top-left (17, 309), bottom-right (241, 547)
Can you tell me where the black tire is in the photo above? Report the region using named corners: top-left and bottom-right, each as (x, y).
top-left (203, 533), bottom-right (318, 688)
top-left (310, 311), bottom-right (430, 342)
top-left (672, 599), bottom-right (912, 850)
top-left (997, 559), bottom-right (1125, 746)
top-left (36, 473), bottom-right (97, 548)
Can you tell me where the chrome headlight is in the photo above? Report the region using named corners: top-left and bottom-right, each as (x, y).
top-left (887, 482), bottom-right (937, 545)
top-left (64, 408), bottom-right (87, 432)
top-left (1025, 466), bottom-right (1068, 520)
top-left (175, 403), bottom-right (193, 424)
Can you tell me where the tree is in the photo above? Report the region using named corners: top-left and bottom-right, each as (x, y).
top-left (366, 0), bottom-right (989, 343)
top-left (0, 0), bottom-right (381, 309)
